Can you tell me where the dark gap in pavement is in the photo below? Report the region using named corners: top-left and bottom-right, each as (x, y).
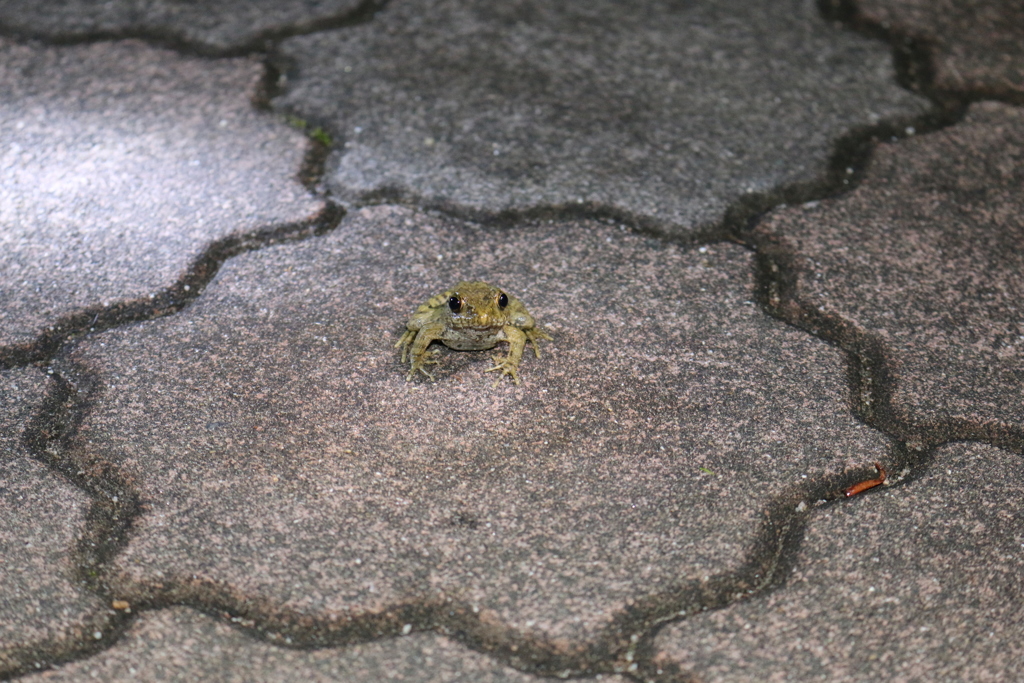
top-left (0, 0), bottom-right (390, 59)
top-left (818, 0), bottom-right (1024, 107)
top-left (750, 220), bottom-right (1024, 458)
top-left (0, 203), bottom-right (344, 372)
top-left (8, 371), bottom-right (138, 680)
top-left (253, 61), bottom-right (334, 193)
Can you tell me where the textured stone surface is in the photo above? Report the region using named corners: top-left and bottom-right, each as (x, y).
top-left (24, 607), bottom-right (631, 682)
top-left (0, 0), bottom-right (363, 54)
top-left (0, 369), bottom-right (110, 674)
top-left (56, 205), bottom-right (889, 668)
top-left (854, 0), bottom-right (1024, 99)
top-left (0, 38), bottom-right (325, 357)
top-left (757, 102), bottom-right (1024, 435)
top-left (273, 0), bottom-right (928, 235)
top-left (651, 441), bottom-right (1024, 682)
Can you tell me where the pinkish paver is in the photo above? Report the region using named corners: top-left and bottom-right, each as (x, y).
top-left (23, 606), bottom-right (631, 683)
top-left (0, 369), bottom-right (111, 675)
top-left (56, 205), bottom-right (890, 673)
top-left (0, 38), bottom-right (327, 361)
top-left (649, 441), bottom-right (1024, 682)
top-left (853, 0), bottom-right (1024, 99)
top-left (756, 101), bottom-right (1024, 441)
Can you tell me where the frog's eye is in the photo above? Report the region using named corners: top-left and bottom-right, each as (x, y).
top-left (448, 296), bottom-right (462, 313)
top-left (497, 292), bottom-right (508, 309)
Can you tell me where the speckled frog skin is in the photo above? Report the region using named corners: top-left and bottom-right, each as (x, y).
top-left (396, 281), bottom-right (552, 385)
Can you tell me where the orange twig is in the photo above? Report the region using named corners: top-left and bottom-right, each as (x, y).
top-left (844, 462), bottom-right (886, 497)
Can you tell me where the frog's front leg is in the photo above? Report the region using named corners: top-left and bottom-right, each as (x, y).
top-left (485, 326), bottom-right (528, 386)
top-left (402, 322), bottom-right (445, 381)
top-left (524, 327), bottom-right (553, 358)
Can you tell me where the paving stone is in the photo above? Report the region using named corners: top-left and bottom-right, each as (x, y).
top-left (0, 369), bottom-right (111, 675)
top-left (756, 101), bottom-right (1024, 437)
top-left (56, 205), bottom-right (889, 670)
top-left (853, 0), bottom-right (1024, 100)
top-left (273, 0), bottom-right (928, 236)
top-left (0, 38), bottom-right (326, 360)
top-left (0, 0), bottom-right (363, 54)
top-left (24, 606), bottom-right (631, 682)
top-left (650, 441), bottom-right (1024, 682)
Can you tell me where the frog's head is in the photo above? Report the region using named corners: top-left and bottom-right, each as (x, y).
top-left (445, 281), bottom-right (514, 329)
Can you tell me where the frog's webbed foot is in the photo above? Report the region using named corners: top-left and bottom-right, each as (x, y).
top-left (406, 348), bottom-right (440, 382)
top-left (485, 354), bottom-right (521, 387)
top-left (395, 329), bottom-right (416, 363)
top-left (525, 328), bottom-right (553, 358)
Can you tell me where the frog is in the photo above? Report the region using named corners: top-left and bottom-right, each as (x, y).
top-left (396, 281), bottom-right (552, 386)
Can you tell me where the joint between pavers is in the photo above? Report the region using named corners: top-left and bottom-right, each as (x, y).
top-left (748, 221), bottom-right (1024, 458)
top-left (0, 0), bottom-right (391, 59)
top-left (817, 0), bottom-right (1024, 107)
top-left (8, 370), bottom-right (139, 680)
top-left (295, 91), bottom-right (962, 262)
top-left (0, 202), bottom-right (345, 373)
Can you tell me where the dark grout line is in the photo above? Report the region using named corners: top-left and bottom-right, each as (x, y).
top-left (800, 300), bottom-right (1024, 456)
top-left (0, 202), bottom-right (345, 373)
top-left (818, 0), bottom-right (1024, 107)
top-left (322, 95), bottom-right (964, 257)
top-left (0, 0), bottom-right (390, 60)
top-left (2, 371), bottom-right (138, 680)
top-left (750, 222), bottom-right (1024, 458)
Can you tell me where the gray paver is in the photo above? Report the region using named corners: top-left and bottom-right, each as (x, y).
top-left (0, 0), bottom-right (363, 54)
top-left (853, 0), bottom-right (1024, 100)
top-left (0, 38), bottom-right (326, 359)
top-left (273, 0), bottom-right (929, 236)
top-left (23, 606), bottom-right (631, 682)
top-left (56, 205), bottom-right (889, 671)
top-left (0, 369), bottom-right (110, 675)
top-left (756, 101), bottom-right (1024, 438)
top-left (650, 441), bottom-right (1024, 682)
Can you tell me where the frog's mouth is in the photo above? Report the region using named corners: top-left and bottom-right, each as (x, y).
top-left (452, 312), bottom-right (502, 329)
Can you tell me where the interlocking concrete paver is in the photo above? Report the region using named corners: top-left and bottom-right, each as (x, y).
top-left (756, 102), bottom-right (1024, 442)
top-left (850, 0), bottom-right (1024, 100)
top-left (272, 0), bottom-right (929, 236)
top-left (0, 0), bottom-right (364, 54)
top-left (55, 205), bottom-right (890, 673)
top-left (0, 369), bottom-right (110, 675)
top-left (649, 441), bottom-right (1024, 682)
top-left (23, 606), bottom-right (631, 682)
top-left (0, 38), bottom-right (327, 363)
